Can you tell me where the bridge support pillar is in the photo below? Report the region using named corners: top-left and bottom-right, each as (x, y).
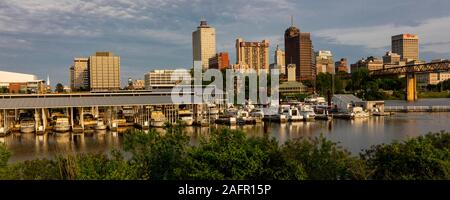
top-left (42, 108), bottom-right (47, 131)
top-left (406, 73), bottom-right (418, 102)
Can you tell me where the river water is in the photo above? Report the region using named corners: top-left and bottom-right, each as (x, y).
top-left (2, 112), bottom-right (450, 163)
top-left (2, 99), bottom-right (450, 163)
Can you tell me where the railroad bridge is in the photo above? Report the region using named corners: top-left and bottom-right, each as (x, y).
top-left (369, 61), bottom-right (450, 101)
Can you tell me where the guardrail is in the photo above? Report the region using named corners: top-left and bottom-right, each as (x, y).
top-left (385, 105), bottom-right (450, 112)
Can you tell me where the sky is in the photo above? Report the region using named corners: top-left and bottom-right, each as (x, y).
top-left (0, 0), bottom-right (449, 86)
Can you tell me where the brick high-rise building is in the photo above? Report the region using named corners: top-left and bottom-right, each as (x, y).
top-left (209, 52), bottom-right (230, 70)
top-left (284, 21), bottom-right (314, 81)
top-left (235, 38), bottom-right (269, 73)
top-left (392, 34), bottom-right (419, 61)
top-left (192, 20), bottom-right (216, 70)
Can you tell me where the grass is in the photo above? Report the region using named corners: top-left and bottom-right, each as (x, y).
top-left (418, 91), bottom-right (450, 99)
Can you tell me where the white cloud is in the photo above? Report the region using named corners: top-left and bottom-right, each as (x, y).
top-left (316, 16), bottom-right (450, 54)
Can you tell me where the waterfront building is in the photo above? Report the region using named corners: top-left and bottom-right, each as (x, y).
top-left (351, 56), bottom-right (383, 72)
top-left (0, 71), bottom-right (45, 94)
top-left (144, 69), bottom-right (192, 90)
top-left (382, 51), bottom-right (405, 69)
top-left (69, 57), bottom-right (90, 91)
top-left (417, 59), bottom-right (450, 90)
top-left (209, 52), bottom-right (230, 70)
top-left (392, 34), bottom-right (419, 61)
top-left (315, 50), bottom-right (334, 74)
top-left (128, 79), bottom-right (145, 90)
top-left (335, 58), bottom-right (349, 73)
top-left (89, 52), bottom-right (121, 91)
top-left (192, 20), bottom-right (216, 70)
top-left (235, 38), bottom-right (270, 73)
top-left (284, 20), bottom-right (314, 81)
top-left (332, 94), bottom-right (363, 113)
top-left (279, 64), bottom-right (308, 96)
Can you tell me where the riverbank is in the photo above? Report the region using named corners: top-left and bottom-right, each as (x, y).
top-left (1, 127), bottom-right (450, 180)
top-left (2, 112), bottom-right (450, 163)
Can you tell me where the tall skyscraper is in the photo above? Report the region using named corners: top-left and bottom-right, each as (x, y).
top-left (235, 38), bottom-right (269, 73)
top-left (392, 34), bottom-right (419, 61)
top-left (284, 18), bottom-right (314, 81)
top-left (274, 45), bottom-right (286, 74)
top-left (69, 57), bottom-right (90, 91)
top-left (192, 20), bottom-right (216, 70)
top-left (89, 52), bottom-right (120, 91)
top-left (315, 50), bottom-right (334, 74)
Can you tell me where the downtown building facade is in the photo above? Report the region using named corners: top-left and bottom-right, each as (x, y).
top-left (392, 34), bottom-right (419, 61)
top-left (284, 24), bottom-right (314, 82)
top-left (192, 20), bottom-right (216, 70)
top-left (70, 52), bottom-right (120, 92)
top-left (335, 58), bottom-right (349, 73)
top-left (270, 45), bottom-right (286, 75)
top-left (144, 69), bottom-right (192, 90)
top-left (209, 52), bottom-right (230, 70)
top-left (0, 71), bottom-right (46, 94)
top-left (69, 57), bottom-right (90, 91)
top-left (235, 38), bottom-right (270, 73)
top-left (315, 50), bottom-right (334, 74)
top-left (351, 56), bottom-right (384, 72)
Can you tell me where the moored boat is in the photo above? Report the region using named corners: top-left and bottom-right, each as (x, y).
top-left (53, 116), bottom-right (71, 133)
top-left (20, 118), bottom-right (35, 133)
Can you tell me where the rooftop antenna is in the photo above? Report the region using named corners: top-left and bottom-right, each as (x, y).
top-left (291, 15), bottom-right (294, 27)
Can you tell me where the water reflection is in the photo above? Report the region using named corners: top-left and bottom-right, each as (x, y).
top-left (1, 112), bottom-right (450, 162)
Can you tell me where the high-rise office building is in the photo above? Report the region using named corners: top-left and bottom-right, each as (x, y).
top-left (89, 52), bottom-right (120, 91)
top-left (209, 52), bottom-right (230, 70)
top-left (192, 20), bottom-right (216, 70)
top-left (235, 38), bottom-right (269, 73)
top-left (285, 20), bottom-right (314, 81)
top-left (392, 34), bottom-right (419, 61)
top-left (315, 50), bottom-right (334, 74)
top-left (335, 58), bottom-right (349, 73)
top-left (274, 45), bottom-right (286, 74)
top-left (69, 57), bottom-right (90, 91)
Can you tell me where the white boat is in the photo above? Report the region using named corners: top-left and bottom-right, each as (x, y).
top-left (250, 108), bottom-right (264, 123)
top-left (305, 96), bottom-right (327, 105)
top-left (237, 110), bottom-right (256, 124)
top-left (53, 116), bottom-right (71, 132)
top-left (151, 110), bottom-right (166, 127)
top-left (94, 119), bottom-right (107, 130)
top-left (299, 105), bottom-right (316, 121)
top-left (207, 104), bottom-right (220, 120)
top-left (282, 106), bottom-right (303, 122)
top-left (20, 118), bottom-right (35, 133)
top-left (83, 113), bottom-right (97, 128)
top-left (178, 109), bottom-right (194, 126)
top-left (351, 107), bottom-right (370, 119)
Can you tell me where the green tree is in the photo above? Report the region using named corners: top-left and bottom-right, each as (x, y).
top-left (185, 128), bottom-right (306, 180)
top-left (124, 125), bottom-right (190, 180)
top-left (0, 143), bottom-right (11, 168)
top-left (362, 131), bottom-right (450, 180)
top-left (282, 135), bottom-right (368, 180)
top-left (55, 83), bottom-right (64, 93)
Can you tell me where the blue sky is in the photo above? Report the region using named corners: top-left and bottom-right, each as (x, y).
top-left (0, 0), bottom-right (449, 86)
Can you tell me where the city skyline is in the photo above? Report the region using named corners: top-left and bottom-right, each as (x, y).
top-left (0, 0), bottom-right (449, 86)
